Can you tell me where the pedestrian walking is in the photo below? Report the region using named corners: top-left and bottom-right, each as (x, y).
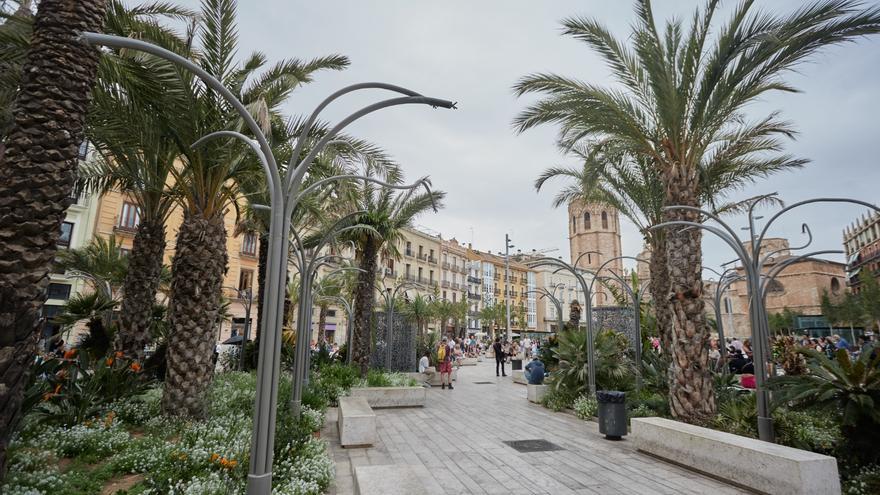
top-left (492, 337), bottom-right (506, 377)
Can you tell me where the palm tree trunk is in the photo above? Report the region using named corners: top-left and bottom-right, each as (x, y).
top-left (116, 219), bottom-right (165, 361)
top-left (352, 239), bottom-right (379, 376)
top-left (162, 212), bottom-right (228, 418)
top-left (648, 235), bottom-right (673, 355)
top-left (662, 164), bottom-right (715, 424)
top-left (318, 304), bottom-right (328, 342)
top-left (0, 0), bottom-right (106, 479)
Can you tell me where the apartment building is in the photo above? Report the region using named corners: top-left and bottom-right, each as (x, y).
top-left (467, 248), bottom-right (537, 336)
top-left (843, 209), bottom-right (880, 293)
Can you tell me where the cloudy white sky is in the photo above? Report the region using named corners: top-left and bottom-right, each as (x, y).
top-left (177, 0), bottom-right (880, 273)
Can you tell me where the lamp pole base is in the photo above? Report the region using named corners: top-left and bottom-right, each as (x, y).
top-left (247, 472), bottom-right (272, 495)
top-left (757, 415), bottom-right (775, 442)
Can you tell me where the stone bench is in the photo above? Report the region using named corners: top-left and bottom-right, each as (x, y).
top-left (337, 397), bottom-right (376, 448)
top-left (458, 357), bottom-right (479, 366)
top-left (511, 370), bottom-right (527, 385)
top-left (354, 465), bottom-right (426, 495)
top-left (350, 386), bottom-right (426, 408)
top-left (631, 417), bottom-right (840, 495)
top-left (527, 384), bottom-right (547, 403)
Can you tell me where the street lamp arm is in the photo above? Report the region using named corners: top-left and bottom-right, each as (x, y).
top-left (573, 250), bottom-right (601, 267)
top-left (649, 220), bottom-right (752, 271)
top-left (758, 223), bottom-right (813, 274)
top-left (192, 131), bottom-right (276, 201)
top-left (294, 175), bottom-right (433, 214)
top-left (756, 198), bottom-right (880, 252)
top-left (80, 32), bottom-right (281, 193)
top-left (286, 96), bottom-right (455, 200)
top-left (287, 82), bottom-right (439, 173)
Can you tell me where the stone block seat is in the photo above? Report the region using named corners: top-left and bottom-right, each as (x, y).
top-left (354, 465), bottom-right (426, 495)
top-left (458, 357), bottom-right (479, 366)
top-left (511, 369), bottom-right (526, 385)
top-left (337, 397), bottom-right (376, 448)
top-left (349, 386), bottom-right (426, 408)
top-left (404, 369), bottom-right (457, 387)
top-left (631, 417), bottom-right (840, 495)
top-left (527, 384), bottom-right (547, 403)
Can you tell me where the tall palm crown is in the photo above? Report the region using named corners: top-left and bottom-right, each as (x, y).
top-left (345, 170), bottom-right (445, 375)
top-left (515, 0), bottom-right (880, 423)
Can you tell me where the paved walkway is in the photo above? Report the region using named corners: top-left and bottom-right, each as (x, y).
top-left (323, 360), bottom-right (746, 495)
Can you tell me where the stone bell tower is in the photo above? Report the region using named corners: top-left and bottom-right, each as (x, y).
top-left (568, 200), bottom-right (623, 307)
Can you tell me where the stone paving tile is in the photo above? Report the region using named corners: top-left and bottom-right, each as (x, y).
top-left (322, 361), bottom-right (749, 495)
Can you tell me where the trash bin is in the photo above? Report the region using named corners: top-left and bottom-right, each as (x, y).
top-left (511, 358), bottom-right (523, 371)
top-left (596, 391), bottom-right (627, 440)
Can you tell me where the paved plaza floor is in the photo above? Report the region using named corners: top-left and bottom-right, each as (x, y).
top-left (323, 360), bottom-right (747, 495)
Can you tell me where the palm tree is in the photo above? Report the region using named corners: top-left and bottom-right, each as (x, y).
top-left (478, 304), bottom-right (503, 341)
top-left (514, 0), bottom-right (880, 423)
top-left (401, 294), bottom-right (434, 338)
top-left (432, 299), bottom-right (456, 337)
top-left (154, 0), bottom-right (351, 417)
top-left (54, 235), bottom-right (129, 301)
top-left (345, 175), bottom-right (445, 375)
top-left (0, 0), bottom-right (108, 477)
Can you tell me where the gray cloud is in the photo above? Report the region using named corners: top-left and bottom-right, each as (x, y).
top-left (174, 0), bottom-right (880, 272)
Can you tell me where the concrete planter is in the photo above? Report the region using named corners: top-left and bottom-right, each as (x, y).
top-left (349, 386), bottom-right (426, 408)
top-left (459, 357), bottom-right (479, 366)
top-left (631, 417), bottom-right (840, 495)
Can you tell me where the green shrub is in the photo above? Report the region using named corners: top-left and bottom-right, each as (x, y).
top-left (541, 387), bottom-right (577, 412)
top-left (550, 329), bottom-right (635, 399)
top-left (573, 395), bottom-right (598, 420)
top-left (365, 368), bottom-right (392, 387)
top-left (843, 464), bottom-right (880, 495)
top-left (774, 408), bottom-right (840, 454)
top-left (628, 403), bottom-right (657, 418)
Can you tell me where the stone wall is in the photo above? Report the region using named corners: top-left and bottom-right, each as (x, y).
top-left (592, 306), bottom-right (637, 348)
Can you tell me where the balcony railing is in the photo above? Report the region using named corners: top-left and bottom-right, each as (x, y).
top-left (467, 275), bottom-right (480, 284)
top-left (404, 249), bottom-right (414, 258)
top-left (404, 273), bottom-right (416, 282)
top-left (441, 280), bottom-right (451, 288)
top-left (442, 261), bottom-right (451, 269)
top-left (427, 256), bottom-right (437, 264)
top-left (467, 292), bottom-right (480, 300)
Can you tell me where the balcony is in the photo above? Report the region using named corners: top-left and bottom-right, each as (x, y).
top-left (442, 261), bottom-right (451, 269)
top-left (467, 275), bottom-right (480, 284)
top-left (427, 256), bottom-right (437, 264)
top-left (468, 292), bottom-right (480, 301)
top-left (458, 265), bottom-right (468, 274)
top-left (441, 280), bottom-right (451, 288)
top-left (492, 274), bottom-right (499, 280)
top-left (404, 249), bottom-right (414, 258)
top-left (404, 273), bottom-right (416, 282)
top-left (384, 268), bottom-right (398, 278)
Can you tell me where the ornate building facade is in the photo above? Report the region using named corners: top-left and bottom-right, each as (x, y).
top-left (568, 200), bottom-right (623, 306)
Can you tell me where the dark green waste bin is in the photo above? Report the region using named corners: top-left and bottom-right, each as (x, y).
top-left (596, 391), bottom-right (627, 440)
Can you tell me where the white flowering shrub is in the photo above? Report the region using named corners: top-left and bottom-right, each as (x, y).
top-left (107, 386), bottom-right (162, 426)
top-left (274, 437), bottom-right (335, 495)
top-left (300, 406), bottom-right (325, 433)
top-left (573, 395), bottom-right (599, 420)
top-left (17, 416), bottom-right (130, 462)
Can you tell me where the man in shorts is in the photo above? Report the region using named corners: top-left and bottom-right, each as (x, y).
top-left (438, 337), bottom-right (454, 390)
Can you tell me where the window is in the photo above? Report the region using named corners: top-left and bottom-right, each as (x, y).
top-left (418, 267), bottom-right (423, 280)
top-left (831, 278), bottom-right (841, 295)
top-left (241, 232), bottom-right (257, 256)
top-left (58, 221), bottom-right (74, 248)
top-left (387, 259), bottom-right (394, 270)
top-left (584, 212), bottom-right (591, 230)
top-left (587, 253), bottom-right (592, 264)
top-left (406, 241), bottom-right (412, 255)
top-left (239, 269), bottom-right (253, 292)
top-left (452, 292), bottom-right (457, 303)
top-left (429, 270), bottom-right (434, 283)
top-left (405, 264), bottom-right (411, 276)
top-left (724, 297), bottom-right (732, 314)
top-left (119, 248), bottom-right (131, 257)
top-left (119, 202), bottom-right (140, 230)
top-left (571, 216), bottom-right (576, 232)
top-left (767, 279), bottom-right (784, 294)
top-left (77, 140), bottom-right (90, 161)
top-left (327, 310), bottom-right (336, 317)
top-left (601, 211), bottom-right (608, 229)
top-left (46, 283), bottom-right (71, 300)
top-left (443, 290), bottom-right (447, 299)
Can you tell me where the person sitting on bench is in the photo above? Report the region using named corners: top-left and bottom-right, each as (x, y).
top-left (524, 356), bottom-right (545, 385)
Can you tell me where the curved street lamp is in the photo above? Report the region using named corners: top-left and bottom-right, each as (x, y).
top-left (650, 197), bottom-right (880, 443)
top-left (81, 33), bottom-right (456, 495)
top-left (526, 257), bottom-right (598, 395)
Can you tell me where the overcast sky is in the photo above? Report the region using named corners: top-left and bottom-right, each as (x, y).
top-left (175, 0), bottom-right (880, 275)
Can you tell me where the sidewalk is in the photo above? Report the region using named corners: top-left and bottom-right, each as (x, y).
top-left (323, 360), bottom-right (746, 495)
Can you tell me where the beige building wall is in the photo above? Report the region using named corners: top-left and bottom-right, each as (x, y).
top-left (534, 266), bottom-right (580, 333)
top-left (91, 190), bottom-right (260, 345)
top-left (568, 200), bottom-right (623, 306)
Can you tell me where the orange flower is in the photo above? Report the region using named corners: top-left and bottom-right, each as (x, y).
top-left (130, 362), bottom-right (142, 372)
top-left (227, 459), bottom-right (237, 468)
top-left (42, 392), bottom-right (54, 402)
top-left (115, 351), bottom-right (124, 359)
top-left (63, 349), bottom-right (77, 359)
top-left (210, 453), bottom-right (219, 462)
top-left (56, 369), bottom-right (67, 380)
top-left (105, 357), bottom-right (114, 366)
top-left (54, 384), bottom-right (62, 394)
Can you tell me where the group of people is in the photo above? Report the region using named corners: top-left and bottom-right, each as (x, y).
top-left (491, 336), bottom-right (542, 378)
top-left (418, 336), bottom-right (469, 389)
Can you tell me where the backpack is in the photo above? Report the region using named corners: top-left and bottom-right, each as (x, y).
top-left (437, 345), bottom-right (446, 362)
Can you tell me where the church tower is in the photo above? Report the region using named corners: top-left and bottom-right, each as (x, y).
top-left (568, 200), bottom-right (623, 306)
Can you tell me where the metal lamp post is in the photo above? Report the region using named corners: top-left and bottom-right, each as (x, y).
top-left (526, 257), bottom-right (598, 395)
top-left (80, 32), bottom-right (456, 495)
top-left (525, 285), bottom-right (565, 334)
top-left (650, 196), bottom-right (880, 443)
top-left (504, 234), bottom-right (514, 342)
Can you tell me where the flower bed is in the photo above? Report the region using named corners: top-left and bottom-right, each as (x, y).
top-left (3, 372), bottom-right (336, 495)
